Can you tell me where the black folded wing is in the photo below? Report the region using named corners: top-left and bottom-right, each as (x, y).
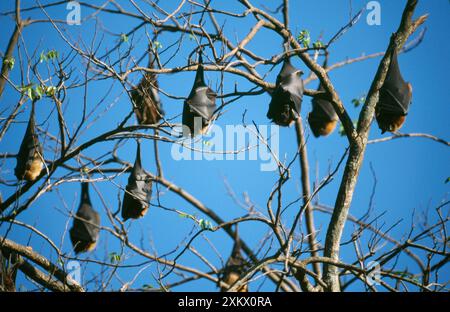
top-left (267, 60), bottom-right (304, 126)
top-left (15, 102), bottom-right (43, 181)
top-left (69, 182), bottom-right (100, 254)
top-left (121, 143), bottom-right (152, 220)
top-left (375, 49), bottom-right (412, 133)
top-left (377, 49), bottom-right (412, 115)
top-left (182, 53), bottom-right (217, 136)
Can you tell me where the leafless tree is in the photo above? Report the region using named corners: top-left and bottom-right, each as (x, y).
top-left (0, 0), bottom-right (448, 292)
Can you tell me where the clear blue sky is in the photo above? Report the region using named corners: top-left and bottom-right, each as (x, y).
top-left (0, 0), bottom-right (448, 291)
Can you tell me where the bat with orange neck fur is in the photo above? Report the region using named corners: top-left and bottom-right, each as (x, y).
top-left (121, 142), bottom-right (152, 220)
top-left (15, 101), bottom-right (44, 182)
top-left (375, 49), bottom-right (413, 134)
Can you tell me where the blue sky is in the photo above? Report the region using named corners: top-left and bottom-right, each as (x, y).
top-left (0, 0), bottom-right (448, 291)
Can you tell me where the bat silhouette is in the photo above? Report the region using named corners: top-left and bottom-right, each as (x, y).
top-left (182, 53), bottom-right (217, 137)
top-left (131, 46), bottom-right (164, 125)
top-left (308, 84), bottom-right (338, 137)
top-left (267, 59), bottom-right (304, 126)
top-left (375, 49), bottom-right (412, 134)
top-left (15, 101), bottom-right (44, 182)
top-left (220, 226), bottom-right (248, 292)
top-left (121, 142), bottom-right (152, 220)
top-left (69, 182), bottom-right (100, 254)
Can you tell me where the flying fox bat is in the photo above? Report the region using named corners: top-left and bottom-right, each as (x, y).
top-left (15, 101), bottom-right (44, 182)
top-left (131, 46), bottom-right (164, 125)
top-left (375, 49), bottom-right (412, 134)
top-left (308, 84), bottom-right (338, 137)
top-left (182, 53), bottom-right (217, 137)
top-left (267, 59), bottom-right (304, 126)
top-left (69, 182), bottom-right (100, 254)
top-left (121, 142), bottom-right (152, 220)
top-left (220, 226), bottom-right (248, 292)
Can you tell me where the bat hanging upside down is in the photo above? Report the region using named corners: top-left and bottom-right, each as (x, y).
top-left (267, 59), bottom-right (304, 127)
top-left (182, 53), bottom-right (217, 137)
top-left (121, 142), bottom-right (152, 220)
top-left (308, 85), bottom-right (338, 137)
top-left (131, 46), bottom-right (164, 125)
top-left (220, 226), bottom-right (248, 292)
top-left (15, 101), bottom-right (44, 182)
top-left (69, 182), bottom-right (101, 254)
top-left (375, 49), bottom-right (413, 134)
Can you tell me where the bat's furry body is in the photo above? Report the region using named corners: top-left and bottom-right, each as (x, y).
top-left (267, 60), bottom-right (304, 126)
top-left (69, 183), bottom-right (101, 254)
top-left (375, 50), bottom-right (412, 134)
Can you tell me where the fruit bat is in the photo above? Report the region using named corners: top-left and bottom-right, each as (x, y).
top-left (15, 101), bottom-right (44, 182)
top-left (182, 53), bottom-right (217, 137)
top-left (308, 86), bottom-right (338, 137)
top-left (220, 227), bottom-right (248, 292)
top-left (69, 182), bottom-right (100, 254)
top-left (0, 250), bottom-right (18, 292)
top-left (131, 46), bottom-right (164, 125)
top-left (267, 59), bottom-right (304, 126)
top-left (375, 49), bottom-right (412, 134)
top-left (121, 142), bottom-right (152, 220)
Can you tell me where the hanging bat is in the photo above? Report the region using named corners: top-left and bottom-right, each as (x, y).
top-left (267, 59), bottom-right (304, 126)
top-left (375, 49), bottom-right (412, 134)
top-left (131, 46), bottom-right (164, 125)
top-left (69, 182), bottom-right (100, 254)
top-left (0, 250), bottom-right (18, 292)
top-left (121, 142), bottom-right (152, 220)
top-left (15, 101), bottom-right (44, 182)
top-left (308, 84), bottom-right (338, 137)
top-left (182, 53), bottom-right (217, 137)
top-left (220, 226), bottom-right (248, 292)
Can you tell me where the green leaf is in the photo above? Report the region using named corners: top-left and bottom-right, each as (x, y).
top-left (109, 252), bottom-right (121, 264)
top-left (198, 219), bottom-right (213, 230)
top-left (189, 34), bottom-right (195, 41)
top-left (297, 30), bottom-right (311, 48)
top-left (142, 284), bottom-right (153, 289)
top-left (3, 57), bottom-right (15, 70)
top-left (27, 88), bottom-right (34, 100)
top-left (445, 177), bottom-right (450, 184)
top-left (45, 86), bottom-right (57, 97)
top-left (120, 33), bottom-right (129, 43)
top-left (351, 94), bottom-right (366, 108)
top-left (153, 41), bottom-right (163, 50)
top-left (39, 51), bottom-right (47, 63)
top-left (35, 85), bottom-right (44, 99)
top-left (40, 50), bottom-right (58, 63)
top-left (178, 212), bottom-right (189, 218)
top-left (46, 50), bottom-right (59, 60)
top-left (313, 40), bottom-right (323, 49)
